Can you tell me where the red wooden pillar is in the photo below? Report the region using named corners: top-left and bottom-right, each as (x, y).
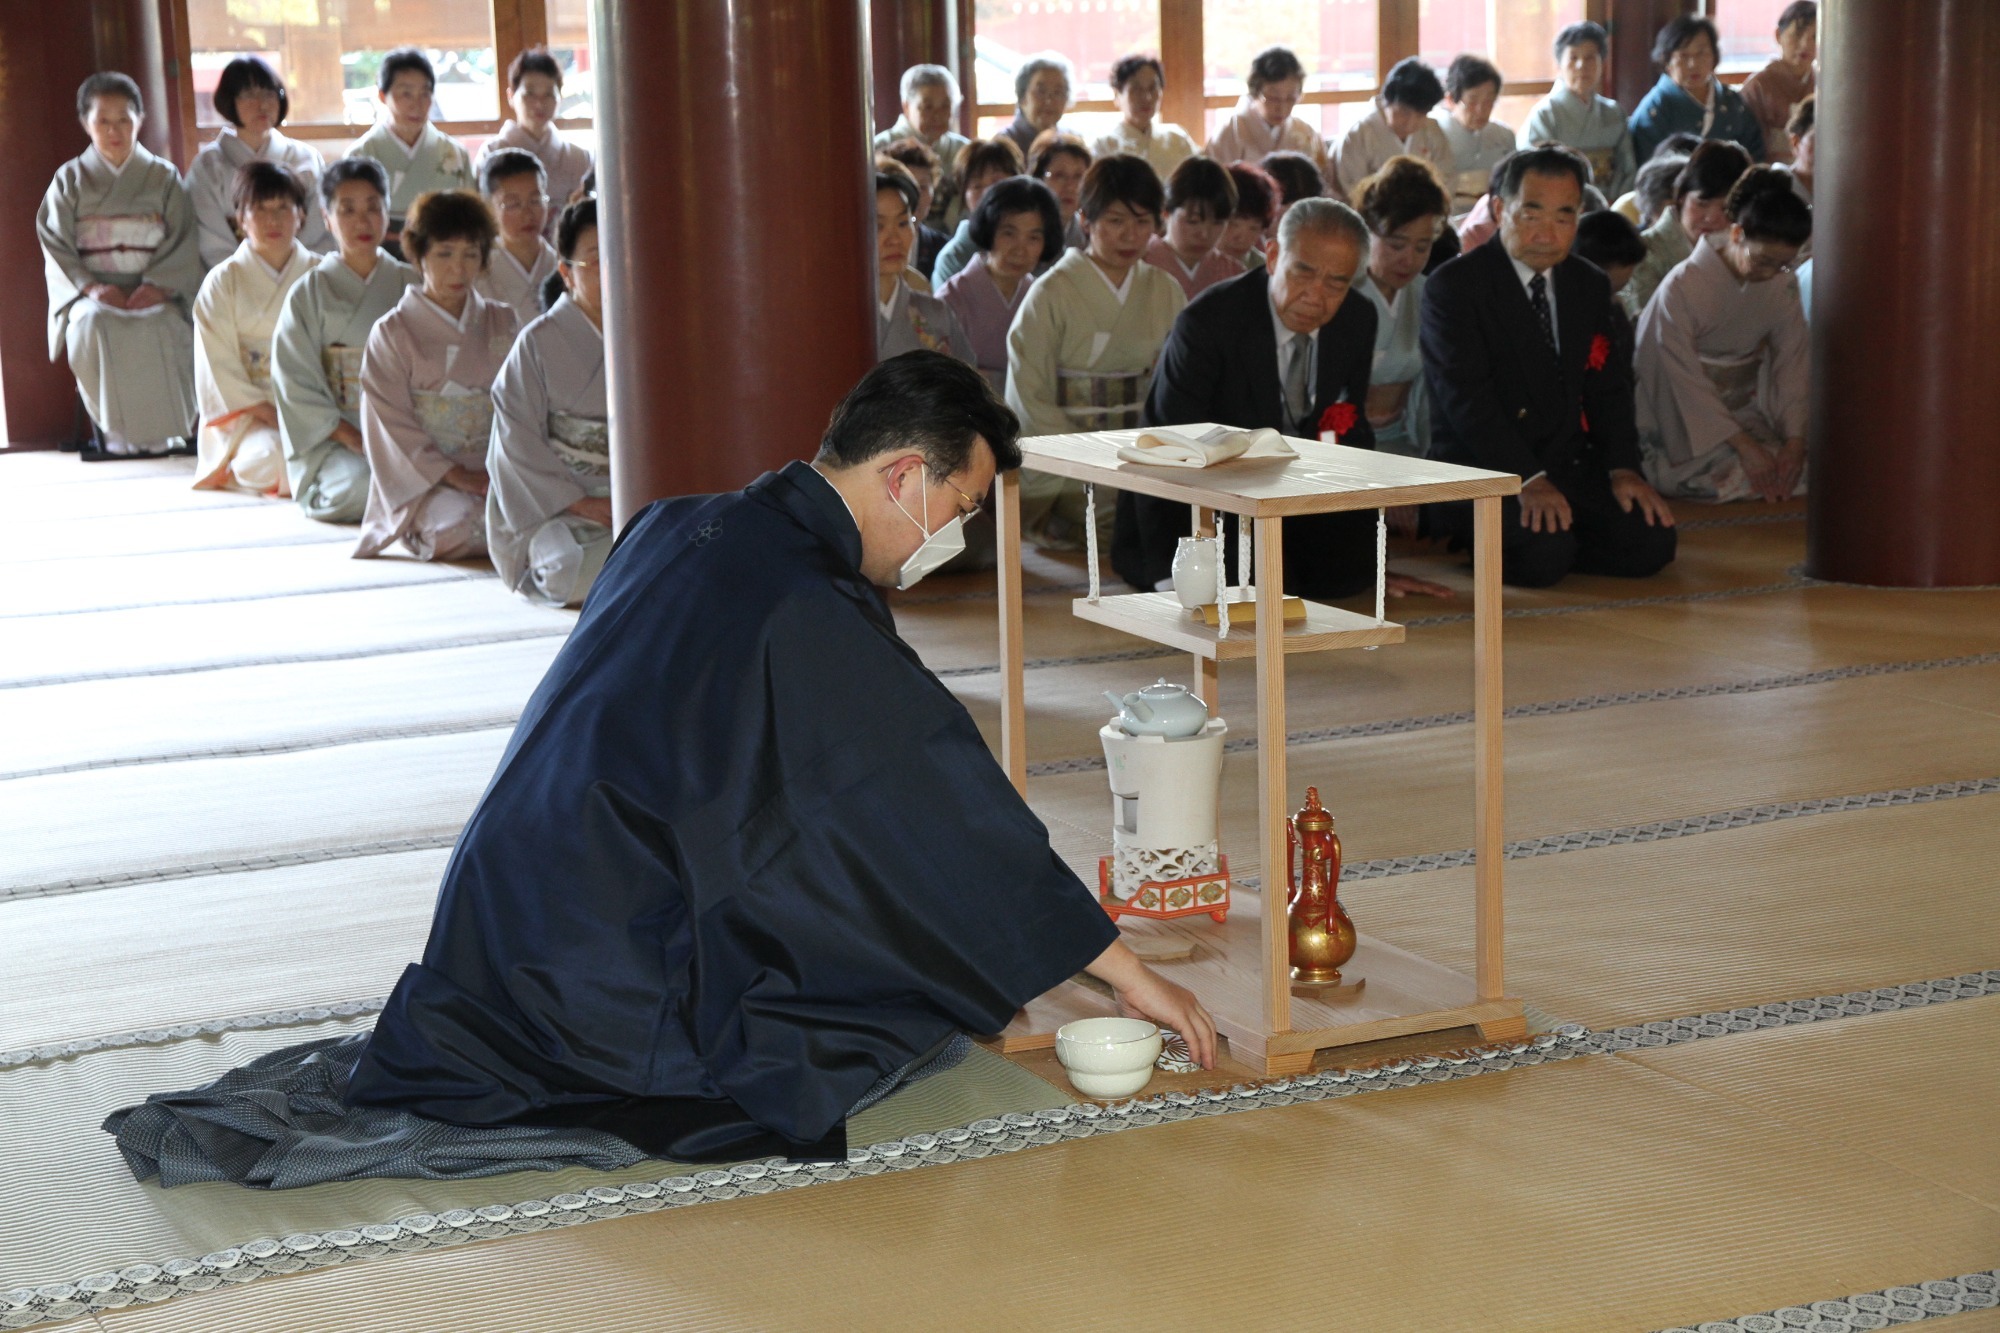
top-left (1606, 0), bottom-right (1693, 114)
top-left (870, 0), bottom-right (953, 135)
top-left (596, 0), bottom-right (876, 523)
top-left (1806, 0), bottom-right (2000, 586)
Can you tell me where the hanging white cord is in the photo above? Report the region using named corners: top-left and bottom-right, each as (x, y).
top-left (1215, 529), bottom-right (1229, 640)
top-left (1374, 508), bottom-right (1387, 624)
top-left (1084, 484), bottom-right (1101, 603)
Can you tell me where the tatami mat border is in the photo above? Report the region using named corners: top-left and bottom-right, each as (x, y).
top-left (1658, 1270), bottom-right (1999, 1331)
top-left (1674, 511), bottom-right (1804, 531)
top-left (5, 971), bottom-right (1995, 1329)
top-left (3, 838), bottom-right (460, 904)
top-left (0, 630), bottom-right (573, 693)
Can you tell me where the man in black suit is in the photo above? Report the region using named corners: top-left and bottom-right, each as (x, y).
top-left (1112, 199), bottom-right (1450, 599)
top-left (1420, 145), bottom-right (1677, 587)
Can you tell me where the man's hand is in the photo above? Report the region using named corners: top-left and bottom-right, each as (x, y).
top-left (1609, 468), bottom-right (1676, 527)
top-left (1729, 434), bottom-right (1787, 502)
top-left (444, 464), bottom-right (489, 497)
top-left (1085, 939), bottom-right (1216, 1069)
top-left (568, 495), bottom-right (615, 528)
top-left (125, 283), bottom-right (168, 311)
top-left (332, 420), bottom-right (365, 453)
top-left (1519, 474), bottom-right (1573, 533)
top-left (87, 283), bottom-right (127, 310)
top-left (1385, 571), bottom-right (1454, 599)
top-left (1772, 437), bottom-right (1807, 498)
top-left (244, 401), bottom-right (280, 429)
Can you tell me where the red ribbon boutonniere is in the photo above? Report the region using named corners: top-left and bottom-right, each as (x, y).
top-left (1586, 333), bottom-right (1611, 372)
top-left (1319, 401), bottom-right (1358, 441)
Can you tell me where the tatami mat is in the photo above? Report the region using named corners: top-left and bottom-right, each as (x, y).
top-left (5, 545), bottom-right (491, 620)
top-left (5, 502), bottom-right (354, 562)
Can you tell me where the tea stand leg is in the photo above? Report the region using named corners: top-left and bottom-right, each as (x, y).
top-left (1254, 515), bottom-right (1290, 1041)
top-left (996, 469), bottom-right (1027, 795)
top-left (1471, 494), bottom-right (1526, 1041)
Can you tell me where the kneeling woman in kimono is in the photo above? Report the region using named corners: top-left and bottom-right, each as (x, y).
top-left (354, 191), bottom-right (518, 560)
top-left (937, 175), bottom-right (1062, 396)
top-left (37, 72), bottom-right (202, 460)
top-left (192, 162), bottom-right (316, 494)
top-left (272, 159), bottom-right (416, 523)
top-left (874, 171), bottom-right (971, 364)
top-left (487, 199), bottom-right (612, 605)
top-left (1636, 166), bottom-right (1811, 503)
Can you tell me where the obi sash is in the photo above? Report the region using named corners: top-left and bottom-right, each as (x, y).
top-left (412, 389), bottom-right (495, 460)
top-left (1056, 367), bottom-right (1149, 433)
top-left (322, 345), bottom-right (365, 414)
top-left (547, 411), bottom-right (612, 497)
top-left (1453, 168), bottom-right (1489, 205)
top-left (239, 342), bottom-right (273, 390)
top-left (1700, 349), bottom-right (1764, 418)
top-left (1582, 148), bottom-right (1618, 193)
top-left (76, 213), bottom-right (165, 277)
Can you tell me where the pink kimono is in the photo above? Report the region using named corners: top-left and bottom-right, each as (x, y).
top-left (1142, 234), bottom-right (1242, 300)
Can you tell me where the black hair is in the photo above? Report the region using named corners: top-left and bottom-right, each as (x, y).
top-left (1776, 1), bottom-right (1816, 34)
top-left (319, 156), bottom-right (389, 209)
top-left (232, 160), bottom-right (307, 216)
top-left (77, 72), bottom-right (143, 121)
top-left (1633, 153), bottom-right (1687, 225)
top-left (1381, 58), bottom-right (1444, 113)
top-left (1078, 153), bottom-right (1164, 224)
top-left (1658, 131), bottom-right (1704, 157)
top-left (402, 190), bottom-right (497, 265)
top-left (1673, 139), bottom-right (1752, 203)
top-left (1573, 210), bottom-right (1647, 270)
top-left (1226, 162), bottom-right (1279, 226)
top-left (1246, 46), bottom-right (1306, 96)
top-left (1354, 155), bottom-right (1448, 234)
top-left (1652, 16), bottom-right (1721, 67)
top-left (378, 48), bottom-right (436, 96)
top-left (1029, 130), bottom-right (1091, 179)
top-left (817, 350), bottom-right (1022, 475)
top-left (1552, 21), bottom-right (1608, 61)
top-left (1163, 156), bottom-right (1238, 220)
top-left (1788, 93), bottom-right (1815, 139)
top-left (961, 137), bottom-right (1026, 186)
top-left (1445, 54), bottom-right (1503, 101)
top-left (1497, 145), bottom-right (1589, 202)
top-left (1261, 151), bottom-right (1324, 207)
top-left (1110, 55), bottom-right (1164, 93)
top-left (879, 136), bottom-right (940, 174)
top-left (968, 176), bottom-right (1063, 266)
top-left (1726, 165), bottom-right (1812, 246)
top-left (508, 47), bottom-right (564, 92)
top-left (556, 196), bottom-right (597, 261)
top-left (480, 146), bottom-right (546, 196)
top-left (875, 169), bottom-right (920, 219)
top-left (214, 57), bottom-right (288, 128)
top-left (578, 168), bottom-right (595, 196)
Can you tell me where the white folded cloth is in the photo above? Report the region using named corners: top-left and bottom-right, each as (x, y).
top-left (1115, 425), bottom-right (1298, 469)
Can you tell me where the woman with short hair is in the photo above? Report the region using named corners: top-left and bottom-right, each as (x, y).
top-left (1219, 161), bottom-right (1279, 271)
top-left (1740, 2), bottom-right (1816, 166)
top-left (355, 190), bottom-right (518, 560)
top-left (1628, 16), bottom-right (1765, 165)
top-left (1090, 55), bottom-right (1195, 180)
top-left (1335, 57), bottom-right (1454, 199)
top-left (473, 147), bottom-right (559, 324)
top-left (1520, 22), bottom-right (1636, 199)
top-left (1006, 154), bottom-right (1187, 547)
top-left (1143, 156), bottom-right (1241, 299)
top-left (192, 162), bottom-right (316, 495)
top-left (1352, 157), bottom-right (1448, 457)
top-left (1622, 139), bottom-right (1751, 317)
top-left (187, 57), bottom-right (330, 269)
top-left (879, 137), bottom-right (952, 277)
top-left (478, 48), bottom-right (593, 240)
top-left (272, 158), bottom-right (416, 524)
top-left (1636, 167), bottom-right (1811, 502)
top-left (873, 64), bottom-right (970, 231)
top-left (937, 176), bottom-right (1062, 395)
top-left (346, 48), bottom-right (477, 245)
top-left (927, 138), bottom-right (1026, 287)
top-left (1030, 131), bottom-right (1092, 252)
top-left (38, 72), bottom-right (201, 460)
top-left (1207, 46), bottom-right (1328, 174)
top-left (873, 172), bottom-right (972, 365)
top-left (1436, 55), bottom-right (1514, 216)
top-left (1001, 53), bottom-right (1073, 163)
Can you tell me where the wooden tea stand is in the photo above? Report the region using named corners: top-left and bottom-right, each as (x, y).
top-left (989, 427), bottom-right (1528, 1075)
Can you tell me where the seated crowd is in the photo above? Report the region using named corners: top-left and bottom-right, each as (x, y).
top-left (42, 5), bottom-right (1817, 598)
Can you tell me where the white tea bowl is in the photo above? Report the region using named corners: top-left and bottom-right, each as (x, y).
top-left (1054, 1017), bottom-right (1163, 1098)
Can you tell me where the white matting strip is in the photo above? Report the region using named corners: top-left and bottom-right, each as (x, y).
top-left (2, 503), bottom-right (354, 563)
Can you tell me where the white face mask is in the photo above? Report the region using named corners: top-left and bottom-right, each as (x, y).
top-left (891, 467), bottom-right (966, 590)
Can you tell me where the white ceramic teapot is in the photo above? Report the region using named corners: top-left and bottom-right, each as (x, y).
top-left (1103, 679), bottom-right (1210, 738)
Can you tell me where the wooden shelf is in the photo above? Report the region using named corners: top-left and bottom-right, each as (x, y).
top-left (1072, 592), bottom-right (1404, 660)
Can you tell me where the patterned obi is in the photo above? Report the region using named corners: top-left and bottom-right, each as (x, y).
top-left (1581, 148), bottom-right (1618, 193)
top-left (76, 213), bottom-right (165, 277)
top-left (1057, 367), bottom-right (1150, 433)
top-left (412, 389), bottom-right (495, 460)
top-left (547, 411), bottom-right (611, 497)
top-left (322, 345), bottom-right (365, 414)
top-left (1700, 349), bottom-right (1764, 418)
top-left (239, 342), bottom-right (273, 390)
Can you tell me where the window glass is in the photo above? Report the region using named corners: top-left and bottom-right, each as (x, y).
top-left (1201, 0), bottom-right (1376, 142)
top-left (1417, 0), bottom-right (1586, 88)
top-left (545, 0), bottom-right (599, 120)
top-left (972, 0), bottom-right (1162, 108)
top-left (1711, 0), bottom-right (1795, 73)
top-left (186, 0), bottom-right (497, 126)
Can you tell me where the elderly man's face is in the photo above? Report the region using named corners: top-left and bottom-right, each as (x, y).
top-left (1264, 227), bottom-right (1363, 335)
top-left (1500, 169), bottom-right (1581, 272)
top-left (1022, 70), bottom-right (1068, 131)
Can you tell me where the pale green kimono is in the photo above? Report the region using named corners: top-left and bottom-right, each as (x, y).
top-left (271, 249), bottom-right (416, 522)
top-left (346, 122), bottom-right (476, 227)
top-left (37, 144), bottom-right (202, 449)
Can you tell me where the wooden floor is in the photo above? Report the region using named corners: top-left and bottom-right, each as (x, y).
top-left (2, 451), bottom-right (1995, 1331)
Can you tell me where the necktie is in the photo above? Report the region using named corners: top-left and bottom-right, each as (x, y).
top-left (1284, 332), bottom-right (1311, 430)
top-left (1528, 273), bottom-right (1556, 355)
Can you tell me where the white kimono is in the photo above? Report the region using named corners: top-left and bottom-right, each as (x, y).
top-left (271, 248), bottom-right (416, 521)
top-left (355, 287), bottom-right (517, 560)
top-left (474, 238), bottom-right (560, 328)
top-left (1519, 86), bottom-right (1637, 198)
top-left (1206, 102), bottom-right (1328, 174)
top-left (1089, 120), bottom-right (1198, 182)
top-left (476, 120), bottom-right (593, 240)
top-left (1354, 270), bottom-right (1431, 457)
top-left (1005, 249), bottom-right (1186, 542)
top-left (192, 239), bottom-right (316, 494)
top-left (186, 127), bottom-right (331, 269)
top-left (486, 295), bottom-right (611, 605)
top-left (346, 121), bottom-right (476, 226)
top-left (1435, 115), bottom-right (1516, 216)
top-left (1334, 106), bottom-right (1454, 200)
top-left (36, 143), bottom-right (202, 450)
top-left (1635, 236), bottom-right (1810, 501)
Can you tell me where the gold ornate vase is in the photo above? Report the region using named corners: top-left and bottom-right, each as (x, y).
top-left (1286, 787), bottom-right (1357, 984)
